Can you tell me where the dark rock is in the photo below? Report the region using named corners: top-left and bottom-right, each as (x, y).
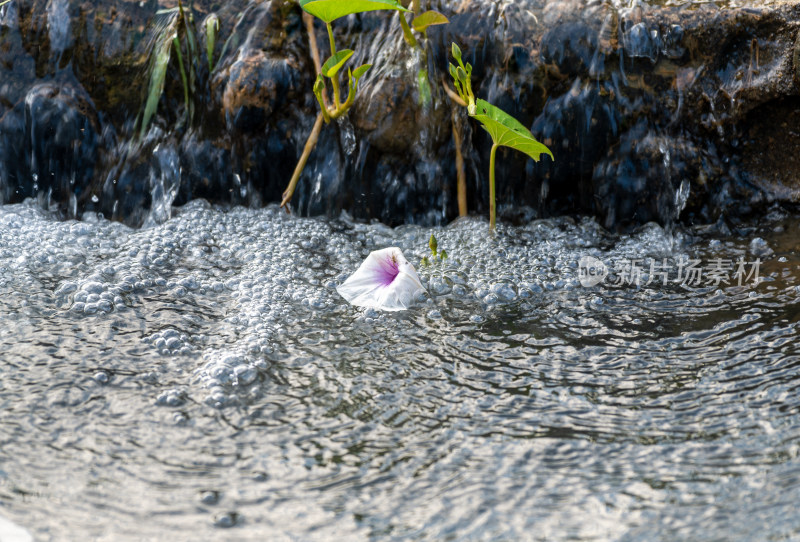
top-left (592, 120), bottom-right (714, 230)
top-left (352, 69), bottom-right (449, 154)
top-left (0, 75), bottom-right (104, 214)
top-left (740, 96), bottom-right (800, 202)
top-left (540, 22), bottom-right (598, 77)
top-left (529, 79), bottom-right (622, 212)
top-left (220, 51), bottom-right (302, 134)
top-left (176, 136), bottom-right (233, 205)
top-left (3, 0), bottom-right (800, 230)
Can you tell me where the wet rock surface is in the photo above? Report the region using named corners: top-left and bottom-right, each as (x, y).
top-left (0, 74), bottom-right (107, 213)
top-left (1, 0), bottom-right (800, 228)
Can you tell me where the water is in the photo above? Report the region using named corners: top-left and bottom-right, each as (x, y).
top-left (1, 200), bottom-right (800, 540)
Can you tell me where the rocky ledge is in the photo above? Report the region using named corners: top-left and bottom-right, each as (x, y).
top-left (1, 0), bottom-right (800, 230)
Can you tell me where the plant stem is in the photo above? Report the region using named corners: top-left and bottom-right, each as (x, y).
top-left (326, 22), bottom-right (342, 109)
top-left (326, 22), bottom-right (337, 55)
top-left (304, 12), bottom-right (329, 110)
top-left (452, 113), bottom-right (467, 217)
top-left (489, 142), bottom-right (498, 232)
top-left (442, 78), bottom-right (467, 107)
top-left (398, 12), bottom-right (418, 48)
top-left (281, 112), bottom-right (325, 209)
top-left (330, 85), bottom-right (356, 120)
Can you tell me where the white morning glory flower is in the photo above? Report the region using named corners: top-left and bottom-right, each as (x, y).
top-left (337, 247), bottom-right (426, 311)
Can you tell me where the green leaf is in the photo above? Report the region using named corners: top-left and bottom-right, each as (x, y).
top-left (429, 234), bottom-right (438, 255)
top-left (313, 74), bottom-right (325, 96)
top-left (178, 0), bottom-right (197, 93)
top-left (471, 99), bottom-right (553, 162)
top-left (321, 49), bottom-right (354, 78)
top-left (417, 68), bottom-right (431, 108)
top-left (412, 10), bottom-right (449, 33)
top-left (313, 74), bottom-right (327, 113)
top-left (140, 24), bottom-right (177, 139)
top-left (449, 42), bottom-right (476, 110)
top-left (300, 0), bottom-right (409, 23)
top-left (448, 63), bottom-right (458, 81)
top-left (172, 36), bottom-right (191, 122)
top-left (451, 42), bottom-right (462, 64)
top-left (204, 14), bottom-right (220, 73)
top-left (351, 63), bottom-right (371, 88)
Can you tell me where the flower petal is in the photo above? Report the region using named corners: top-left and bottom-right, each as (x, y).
top-left (337, 247), bottom-right (425, 311)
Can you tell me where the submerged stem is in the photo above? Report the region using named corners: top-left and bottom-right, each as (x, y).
top-left (489, 142), bottom-right (498, 232)
top-left (281, 112), bottom-right (325, 210)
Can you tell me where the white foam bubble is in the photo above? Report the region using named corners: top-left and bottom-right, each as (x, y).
top-left (0, 513), bottom-right (33, 542)
top-left (0, 200), bottom-right (685, 406)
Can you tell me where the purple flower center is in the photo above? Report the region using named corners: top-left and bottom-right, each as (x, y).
top-left (376, 255), bottom-right (400, 287)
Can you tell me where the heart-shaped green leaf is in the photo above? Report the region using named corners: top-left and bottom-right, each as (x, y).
top-left (471, 99), bottom-right (553, 162)
top-left (321, 49), bottom-right (354, 78)
top-left (412, 10), bottom-right (449, 33)
top-left (300, 0), bottom-right (409, 23)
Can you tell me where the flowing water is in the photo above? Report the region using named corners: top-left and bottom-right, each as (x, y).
top-left (3, 0), bottom-right (800, 539)
top-left (1, 200), bottom-right (800, 540)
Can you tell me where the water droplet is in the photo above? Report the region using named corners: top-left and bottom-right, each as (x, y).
top-left (200, 490), bottom-right (220, 505)
top-left (213, 512), bottom-right (239, 528)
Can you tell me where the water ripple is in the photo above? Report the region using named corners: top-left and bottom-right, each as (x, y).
top-left (1, 201), bottom-right (800, 539)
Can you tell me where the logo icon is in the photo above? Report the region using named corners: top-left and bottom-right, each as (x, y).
top-left (578, 256), bottom-right (608, 287)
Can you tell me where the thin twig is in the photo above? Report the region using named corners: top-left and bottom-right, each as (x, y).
top-left (281, 112), bottom-right (325, 210)
top-left (452, 112), bottom-right (467, 217)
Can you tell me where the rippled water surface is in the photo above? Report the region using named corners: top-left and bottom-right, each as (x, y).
top-left (1, 201), bottom-right (800, 541)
